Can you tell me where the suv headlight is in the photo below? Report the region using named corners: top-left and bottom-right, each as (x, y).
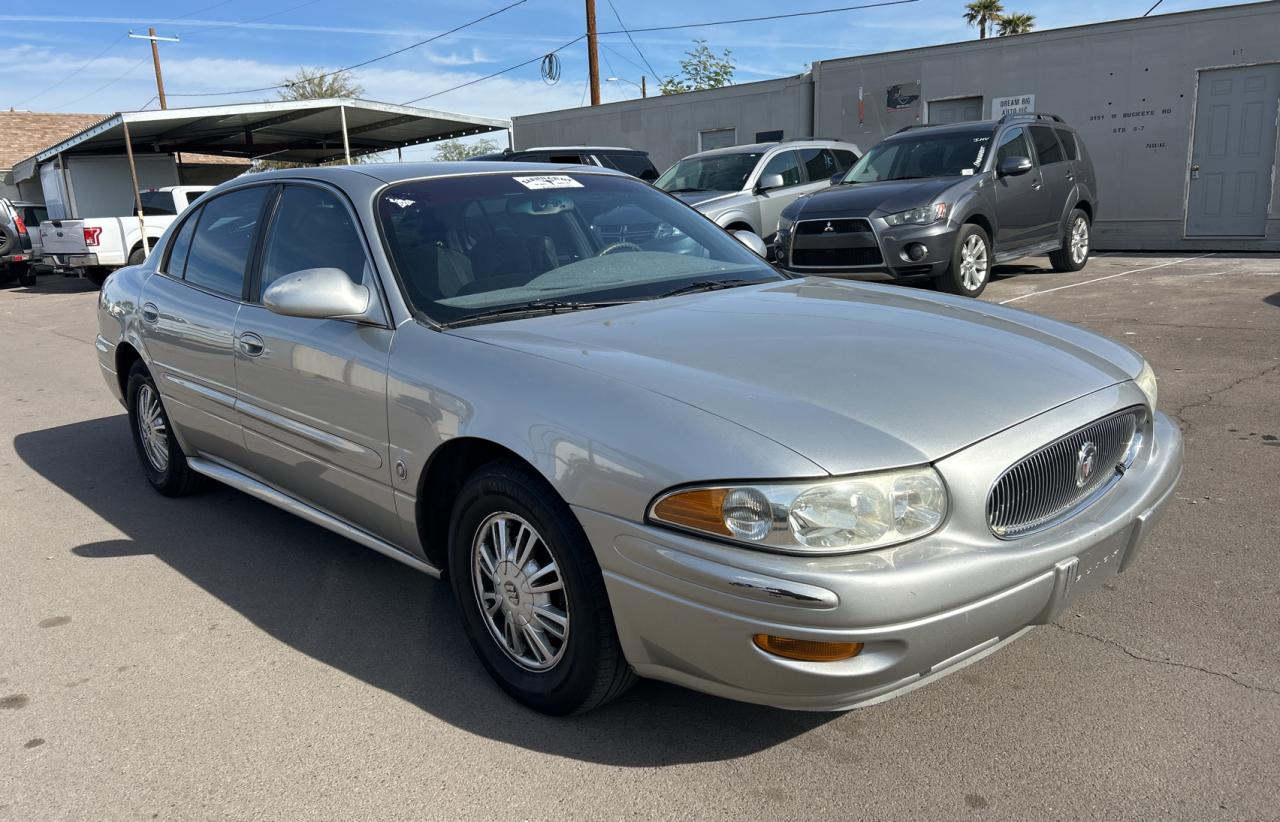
top-left (882, 202), bottom-right (949, 226)
top-left (1135, 360), bottom-right (1158, 410)
top-left (648, 467), bottom-right (948, 554)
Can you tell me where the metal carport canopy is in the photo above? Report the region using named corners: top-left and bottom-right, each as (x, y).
top-left (18, 97), bottom-right (510, 171)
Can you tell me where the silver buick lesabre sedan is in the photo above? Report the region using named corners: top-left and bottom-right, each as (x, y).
top-left (95, 162), bottom-right (1183, 715)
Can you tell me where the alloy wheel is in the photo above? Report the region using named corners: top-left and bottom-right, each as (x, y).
top-left (1070, 217), bottom-right (1090, 265)
top-left (135, 384), bottom-right (170, 472)
top-left (959, 234), bottom-right (989, 292)
top-left (471, 512), bottom-right (570, 671)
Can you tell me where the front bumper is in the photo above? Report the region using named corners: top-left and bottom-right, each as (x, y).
top-left (781, 218), bottom-right (957, 279)
top-left (579, 392), bottom-right (1183, 711)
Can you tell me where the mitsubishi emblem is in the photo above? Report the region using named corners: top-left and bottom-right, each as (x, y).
top-left (823, 221), bottom-right (835, 232)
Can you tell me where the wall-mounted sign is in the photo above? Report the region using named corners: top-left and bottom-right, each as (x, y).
top-left (992, 94), bottom-right (1036, 117)
top-left (886, 82), bottom-right (920, 111)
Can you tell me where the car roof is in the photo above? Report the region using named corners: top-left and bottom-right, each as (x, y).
top-left (232, 161), bottom-right (633, 186)
top-left (516, 146), bottom-right (646, 154)
top-left (685, 139), bottom-right (856, 159)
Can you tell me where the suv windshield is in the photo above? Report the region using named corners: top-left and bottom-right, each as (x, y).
top-left (377, 172), bottom-right (780, 326)
top-left (842, 130), bottom-right (995, 183)
top-left (655, 153), bottom-right (762, 193)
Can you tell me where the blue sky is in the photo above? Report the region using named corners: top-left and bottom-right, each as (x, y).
top-left (0, 0), bottom-right (1252, 127)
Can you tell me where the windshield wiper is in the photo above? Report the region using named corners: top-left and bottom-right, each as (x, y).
top-left (657, 279), bottom-right (756, 299)
top-left (444, 299), bottom-right (633, 328)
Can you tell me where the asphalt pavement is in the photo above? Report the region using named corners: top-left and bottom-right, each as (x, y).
top-left (2, 253), bottom-right (1277, 820)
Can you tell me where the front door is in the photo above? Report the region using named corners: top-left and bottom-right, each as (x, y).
top-left (991, 126), bottom-right (1053, 249)
top-left (1187, 65), bottom-right (1280, 237)
top-left (753, 150), bottom-right (806, 241)
top-left (231, 183), bottom-right (401, 543)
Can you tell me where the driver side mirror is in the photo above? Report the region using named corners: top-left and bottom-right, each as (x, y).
top-left (732, 230), bottom-right (768, 258)
top-left (829, 171), bottom-right (846, 185)
top-left (755, 173), bottom-right (785, 193)
top-left (262, 267), bottom-right (381, 323)
top-left (997, 156), bottom-right (1033, 177)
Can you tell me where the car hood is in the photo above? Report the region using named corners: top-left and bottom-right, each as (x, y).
top-left (796, 177), bottom-right (963, 217)
top-left (451, 279), bottom-right (1141, 474)
top-left (670, 190), bottom-right (740, 210)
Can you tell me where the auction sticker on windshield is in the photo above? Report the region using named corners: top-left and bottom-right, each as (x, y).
top-left (514, 175), bottom-right (584, 190)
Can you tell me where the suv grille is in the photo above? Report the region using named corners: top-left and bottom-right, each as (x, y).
top-left (987, 409), bottom-right (1142, 538)
top-left (789, 218), bottom-right (883, 269)
top-left (790, 247), bottom-right (884, 268)
top-left (795, 218), bottom-right (873, 235)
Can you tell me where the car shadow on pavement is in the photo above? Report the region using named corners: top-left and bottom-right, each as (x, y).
top-left (14, 417), bottom-right (832, 765)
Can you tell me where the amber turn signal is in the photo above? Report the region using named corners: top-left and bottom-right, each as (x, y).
top-left (753, 634), bottom-right (863, 662)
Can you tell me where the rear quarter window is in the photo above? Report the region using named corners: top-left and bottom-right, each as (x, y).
top-left (1054, 128), bottom-right (1079, 161)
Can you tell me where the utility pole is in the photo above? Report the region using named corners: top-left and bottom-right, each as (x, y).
top-left (641, 75), bottom-right (647, 98)
top-left (585, 0), bottom-right (600, 106)
top-left (129, 28), bottom-right (179, 109)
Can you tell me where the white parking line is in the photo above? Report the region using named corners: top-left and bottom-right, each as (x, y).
top-left (998, 253), bottom-right (1217, 305)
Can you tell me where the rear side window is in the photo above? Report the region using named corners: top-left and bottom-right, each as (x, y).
top-left (600, 152), bottom-right (658, 180)
top-left (182, 186), bottom-right (271, 299)
top-left (760, 151), bottom-right (803, 187)
top-left (1029, 126), bottom-right (1065, 165)
top-left (996, 128), bottom-right (1033, 165)
top-left (798, 148), bottom-right (840, 181)
top-left (259, 185), bottom-right (369, 295)
top-left (163, 210), bottom-right (199, 277)
top-left (831, 149), bottom-right (858, 171)
top-left (140, 191), bottom-right (176, 216)
top-left (1054, 128), bottom-right (1079, 161)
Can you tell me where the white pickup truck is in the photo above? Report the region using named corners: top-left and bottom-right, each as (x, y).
top-left (39, 186), bottom-right (210, 286)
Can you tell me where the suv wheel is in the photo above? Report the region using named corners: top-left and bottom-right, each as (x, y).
top-left (15, 263), bottom-right (36, 287)
top-left (1049, 209), bottom-right (1090, 272)
top-left (448, 461), bottom-right (634, 715)
top-left (126, 361), bottom-right (203, 497)
top-left (937, 224), bottom-right (990, 297)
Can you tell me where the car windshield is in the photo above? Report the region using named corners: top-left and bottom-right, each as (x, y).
top-left (655, 153), bottom-right (762, 193)
top-left (841, 131), bottom-right (995, 183)
top-left (377, 172), bottom-right (781, 326)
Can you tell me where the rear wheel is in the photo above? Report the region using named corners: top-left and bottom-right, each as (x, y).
top-left (15, 263), bottom-right (36, 287)
top-left (127, 246), bottom-right (147, 267)
top-left (936, 224), bottom-right (991, 297)
top-left (126, 361), bottom-right (203, 497)
top-left (448, 461), bottom-right (634, 715)
top-left (1049, 209), bottom-right (1090, 272)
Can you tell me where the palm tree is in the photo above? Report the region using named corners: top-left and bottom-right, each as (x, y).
top-left (964, 0), bottom-right (1004, 39)
top-left (998, 12), bottom-right (1036, 35)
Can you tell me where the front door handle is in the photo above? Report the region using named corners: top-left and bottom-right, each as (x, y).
top-left (141, 302), bottom-right (159, 323)
top-left (238, 332), bottom-right (265, 357)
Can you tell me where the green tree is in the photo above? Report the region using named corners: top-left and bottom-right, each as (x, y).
top-left (998, 12), bottom-right (1035, 35)
top-left (964, 0), bottom-right (1004, 39)
top-left (277, 67), bottom-right (364, 101)
top-left (659, 39), bottom-right (735, 95)
top-left (432, 137), bottom-right (500, 161)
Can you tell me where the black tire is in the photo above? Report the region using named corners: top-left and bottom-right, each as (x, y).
top-left (936, 223), bottom-right (991, 297)
top-left (86, 267), bottom-right (110, 288)
top-left (15, 263), bottom-right (36, 287)
top-left (0, 224), bottom-right (16, 256)
top-left (126, 360), bottom-right (203, 497)
top-left (1049, 208), bottom-right (1091, 272)
top-left (447, 461), bottom-right (634, 715)
top-left (127, 247), bottom-right (146, 267)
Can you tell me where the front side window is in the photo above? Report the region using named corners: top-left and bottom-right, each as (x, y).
top-left (655, 152), bottom-right (763, 193)
top-left (377, 172), bottom-right (781, 326)
top-left (182, 185), bottom-right (270, 299)
top-left (163, 209), bottom-right (199, 277)
top-left (844, 130), bottom-right (994, 183)
top-left (1030, 126), bottom-right (1065, 165)
top-left (760, 151), bottom-right (803, 187)
top-left (995, 128), bottom-right (1033, 165)
top-left (259, 185), bottom-right (369, 295)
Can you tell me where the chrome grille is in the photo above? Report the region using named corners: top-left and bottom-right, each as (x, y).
top-left (987, 409), bottom-right (1142, 538)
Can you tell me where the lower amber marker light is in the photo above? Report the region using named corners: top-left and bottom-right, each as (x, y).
top-left (753, 634), bottom-right (863, 662)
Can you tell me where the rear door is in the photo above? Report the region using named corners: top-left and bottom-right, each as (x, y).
top-left (231, 182), bottom-right (400, 542)
top-left (1028, 125), bottom-right (1073, 234)
top-left (991, 127), bottom-right (1054, 249)
top-left (138, 184), bottom-right (273, 467)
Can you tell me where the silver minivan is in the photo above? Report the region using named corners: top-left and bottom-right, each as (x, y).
top-left (655, 139), bottom-right (860, 246)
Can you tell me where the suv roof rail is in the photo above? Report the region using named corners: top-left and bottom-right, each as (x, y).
top-left (778, 136), bottom-right (844, 143)
top-left (893, 124), bottom-right (941, 134)
top-left (997, 112), bottom-right (1065, 125)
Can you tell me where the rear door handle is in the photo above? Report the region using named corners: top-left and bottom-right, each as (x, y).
top-left (238, 332), bottom-right (265, 357)
top-left (141, 302), bottom-right (159, 323)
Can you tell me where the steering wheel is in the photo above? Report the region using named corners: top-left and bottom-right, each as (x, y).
top-left (597, 241), bottom-right (643, 256)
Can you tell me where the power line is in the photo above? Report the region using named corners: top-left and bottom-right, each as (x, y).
top-left (172, 0), bottom-right (322, 40)
top-left (51, 55), bottom-right (152, 110)
top-left (168, 0), bottom-right (530, 98)
top-left (604, 0), bottom-right (660, 80)
top-left (1143, 0), bottom-right (1165, 16)
top-left (599, 43), bottom-right (648, 76)
top-left (403, 35), bottom-right (586, 105)
top-left (595, 0), bottom-right (918, 35)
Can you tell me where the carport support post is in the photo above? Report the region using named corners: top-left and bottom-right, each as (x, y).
top-left (340, 105), bottom-right (352, 165)
top-left (121, 120), bottom-right (150, 258)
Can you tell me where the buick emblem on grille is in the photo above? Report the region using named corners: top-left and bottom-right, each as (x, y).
top-left (823, 221), bottom-right (834, 232)
top-left (1075, 441), bottom-right (1099, 488)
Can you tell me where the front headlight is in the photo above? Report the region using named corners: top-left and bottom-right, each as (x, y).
top-left (882, 202), bottom-right (949, 226)
top-left (648, 467), bottom-right (948, 554)
top-left (1134, 360), bottom-right (1158, 410)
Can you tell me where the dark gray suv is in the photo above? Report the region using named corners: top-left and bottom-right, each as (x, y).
top-left (774, 114), bottom-right (1096, 297)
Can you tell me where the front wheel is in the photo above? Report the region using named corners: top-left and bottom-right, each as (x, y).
top-left (126, 361), bottom-right (203, 497)
top-left (448, 461), bottom-right (634, 715)
top-left (1049, 209), bottom-right (1091, 272)
top-left (936, 224), bottom-right (991, 297)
